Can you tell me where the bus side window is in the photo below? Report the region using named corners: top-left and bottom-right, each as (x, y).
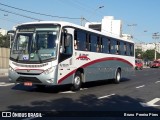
top-left (86, 34), bottom-right (90, 51)
top-left (124, 42), bottom-right (127, 55)
top-left (126, 43), bottom-right (130, 56)
top-left (116, 41), bottom-right (120, 55)
top-left (74, 30), bottom-right (78, 50)
top-left (102, 37), bottom-right (108, 53)
top-left (75, 30), bottom-right (86, 51)
top-left (97, 36), bottom-right (102, 52)
top-left (130, 44), bottom-right (134, 56)
top-left (90, 34), bottom-right (97, 52)
top-left (108, 39), bottom-right (111, 53)
top-left (120, 41), bottom-right (124, 55)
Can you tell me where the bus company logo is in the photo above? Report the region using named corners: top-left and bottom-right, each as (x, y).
top-left (76, 54), bottom-right (90, 61)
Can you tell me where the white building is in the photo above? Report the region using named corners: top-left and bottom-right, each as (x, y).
top-left (135, 42), bottom-right (160, 53)
top-left (122, 34), bottom-right (132, 40)
top-left (0, 29), bottom-right (7, 36)
top-left (85, 16), bottom-right (122, 37)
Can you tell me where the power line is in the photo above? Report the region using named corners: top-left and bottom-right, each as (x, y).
top-left (0, 8), bottom-right (42, 21)
top-left (0, 17), bottom-right (22, 24)
top-left (0, 2), bottom-right (81, 20)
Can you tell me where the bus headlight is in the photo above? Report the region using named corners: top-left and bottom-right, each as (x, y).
top-left (9, 66), bottom-right (14, 72)
top-left (43, 67), bottom-right (54, 74)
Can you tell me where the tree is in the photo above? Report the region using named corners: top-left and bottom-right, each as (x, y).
top-left (0, 34), bottom-right (10, 48)
top-left (135, 48), bottom-right (144, 59)
top-left (143, 49), bottom-right (160, 61)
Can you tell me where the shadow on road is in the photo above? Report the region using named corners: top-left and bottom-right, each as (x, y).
top-left (6, 94), bottom-right (160, 120)
top-left (11, 78), bottom-right (131, 93)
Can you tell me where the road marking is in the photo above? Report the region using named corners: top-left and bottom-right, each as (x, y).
top-left (136, 85), bottom-right (145, 89)
top-left (80, 88), bottom-right (88, 90)
top-left (0, 82), bottom-right (15, 86)
top-left (140, 98), bottom-right (160, 107)
top-left (155, 81), bottom-right (160, 84)
top-left (98, 93), bottom-right (115, 99)
top-left (59, 91), bottom-right (76, 94)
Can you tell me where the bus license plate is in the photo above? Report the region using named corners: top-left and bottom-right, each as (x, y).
top-left (24, 82), bottom-right (32, 86)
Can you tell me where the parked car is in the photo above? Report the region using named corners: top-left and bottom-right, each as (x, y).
top-left (135, 59), bottom-right (143, 70)
top-left (150, 60), bottom-right (160, 68)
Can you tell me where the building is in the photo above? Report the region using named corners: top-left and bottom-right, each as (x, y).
top-left (135, 42), bottom-right (160, 53)
top-left (0, 29), bottom-right (7, 36)
top-left (85, 16), bottom-right (122, 37)
top-left (122, 34), bottom-right (132, 40)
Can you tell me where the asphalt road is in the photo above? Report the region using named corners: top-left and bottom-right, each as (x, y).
top-left (0, 68), bottom-right (160, 120)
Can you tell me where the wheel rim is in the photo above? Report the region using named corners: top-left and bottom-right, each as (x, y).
top-left (74, 76), bottom-right (81, 86)
top-left (117, 72), bottom-right (121, 81)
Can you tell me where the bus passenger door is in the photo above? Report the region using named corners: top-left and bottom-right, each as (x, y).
top-left (57, 28), bottom-right (74, 84)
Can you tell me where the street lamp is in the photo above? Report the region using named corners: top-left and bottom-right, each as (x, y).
top-left (88, 5), bottom-right (104, 21)
top-left (152, 32), bottom-right (160, 60)
top-left (81, 6), bottom-right (104, 26)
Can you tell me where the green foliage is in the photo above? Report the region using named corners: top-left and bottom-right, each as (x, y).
top-left (135, 48), bottom-right (160, 61)
top-left (143, 49), bottom-right (155, 61)
top-left (0, 34), bottom-right (10, 48)
top-left (135, 48), bottom-right (144, 59)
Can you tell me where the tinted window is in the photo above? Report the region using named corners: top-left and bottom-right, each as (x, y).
top-left (74, 30), bottom-right (86, 51)
top-left (90, 34), bottom-right (97, 52)
top-left (102, 37), bottom-right (108, 53)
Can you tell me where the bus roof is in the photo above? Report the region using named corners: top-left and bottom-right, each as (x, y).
top-left (16, 21), bottom-right (134, 43)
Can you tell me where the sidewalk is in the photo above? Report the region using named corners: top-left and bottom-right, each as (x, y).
top-left (0, 69), bottom-right (8, 76)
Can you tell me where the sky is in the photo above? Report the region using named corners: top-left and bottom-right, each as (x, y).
top-left (0, 0), bottom-right (160, 43)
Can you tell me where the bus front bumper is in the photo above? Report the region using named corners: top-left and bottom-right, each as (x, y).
top-left (8, 69), bottom-right (57, 86)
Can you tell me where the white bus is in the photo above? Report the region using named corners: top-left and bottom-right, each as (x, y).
top-left (9, 21), bottom-right (135, 90)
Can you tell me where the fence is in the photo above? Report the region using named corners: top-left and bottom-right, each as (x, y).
top-left (0, 48), bottom-right (10, 69)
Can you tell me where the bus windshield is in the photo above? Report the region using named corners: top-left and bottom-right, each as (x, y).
top-left (10, 25), bottom-right (60, 63)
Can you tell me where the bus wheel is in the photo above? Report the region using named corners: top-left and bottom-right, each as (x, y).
top-left (114, 69), bottom-right (121, 84)
top-left (71, 71), bottom-right (82, 91)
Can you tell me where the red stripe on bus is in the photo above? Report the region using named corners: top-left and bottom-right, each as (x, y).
top-left (58, 70), bottom-right (77, 84)
top-left (58, 57), bottom-right (133, 84)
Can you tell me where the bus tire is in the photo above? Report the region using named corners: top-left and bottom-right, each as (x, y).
top-left (71, 71), bottom-right (82, 91)
top-left (114, 69), bottom-right (121, 84)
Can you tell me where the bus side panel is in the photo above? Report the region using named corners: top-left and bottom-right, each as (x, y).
top-left (84, 60), bottom-right (133, 82)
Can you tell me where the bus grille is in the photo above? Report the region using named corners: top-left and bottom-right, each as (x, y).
top-left (12, 62), bottom-right (48, 68)
top-left (17, 77), bottom-right (42, 83)
top-left (17, 72), bottom-right (41, 75)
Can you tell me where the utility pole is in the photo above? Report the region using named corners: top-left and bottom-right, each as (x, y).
top-left (87, 6), bottom-right (104, 22)
top-left (127, 24), bottom-right (137, 39)
top-left (81, 17), bottom-right (85, 26)
top-left (152, 32), bottom-right (160, 60)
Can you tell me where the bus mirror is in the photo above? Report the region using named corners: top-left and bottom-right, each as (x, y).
top-left (65, 34), bottom-right (71, 47)
top-left (7, 30), bottom-right (15, 36)
top-left (60, 46), bottom-right (64, 53)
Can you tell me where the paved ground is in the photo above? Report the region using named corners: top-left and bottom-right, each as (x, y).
top-left (0, 68), bottom-right (159, 120)
top-left (0, 69), bottom-right (8, 76)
